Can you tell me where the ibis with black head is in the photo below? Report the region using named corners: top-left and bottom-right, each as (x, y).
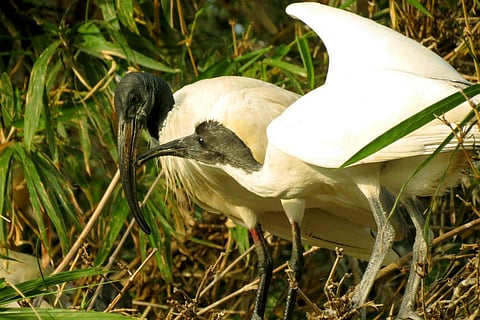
top-left (116, 74), bottom-right (393, 319)
top-left (138, 3), bottom-right (480, 319)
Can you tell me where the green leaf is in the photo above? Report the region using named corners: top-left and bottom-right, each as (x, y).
top-left (95, 193), bottom-right (129, 265)
top-left (199, 59), bottom-right (235, 79)
top-left (0, 73), bottom-right (14, 128)
top-left (24, 40), bottom-right (61, 153)
top-left (296, 34), bottom-right (315, 89)
top-left (237, 47), bottom-right (273, 73)
top-left (77, 23), bottom-right (179, 73)
top-left (13, 147), bottom-right (48, 246)
top-left (405, 0), bottom-right (432, 17)
top-left (0, 146), bottom-right (14, 242)
top-left (145, 199), bottom-right (172, 282)
top-left (263, 59), bottom-right (307, 78)
top-left (342, 83), bottom-right (480, 167)
top-left (0, 309), bottom-right (132, 320)
top-left (116, 0), bottom-right (139, 34)
top-left (13, 147), bottom-right (70, 253)
top-left (98, 0), bottom-right (120, 30)
top-left (0, 267), bottom-right (104, 304)
top-left (34, 152), bottom-right (80, 229)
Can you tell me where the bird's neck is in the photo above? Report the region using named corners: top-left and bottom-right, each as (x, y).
top-left (217, 144), bottom-right (305, 199)
top-left (219, 163), bottom-right (281, 198)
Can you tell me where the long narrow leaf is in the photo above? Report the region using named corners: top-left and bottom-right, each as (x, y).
top-left (116, 0), bottom-right (139, 34)
top-left (35, 152), bottom-right (81, 229)
top-left (13, 146), bottom-right (48, 246)
top-left (0, 73), bottom-right (14, 128)
top-left (296, 34), bottom-right (315, 89)
top-left (0, 146), bottom-right (14, 243)
top-left (97, 0), bottom-right (120, 30)
top-left (405, 0), bottom-right (432, 17)
top-left (263, 58), bottom-right (307, 77)
top-left (94, 193), bottom-right (129, 265)
top-left (0, 267), bottom-right (104, 304)
top-left (78, 23), bottom-right (179, 73)
top-left (14, 147), bottom-right (69, 252)
top-left (0, 309), bottom-right (130, 320)
top-left (24, 41), bottom-right (60, 152)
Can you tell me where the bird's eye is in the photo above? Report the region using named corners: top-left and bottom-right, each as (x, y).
top-left (198, 137), bottom-right (205, 145)
top-left (129, 94), bottom-right (140, 105)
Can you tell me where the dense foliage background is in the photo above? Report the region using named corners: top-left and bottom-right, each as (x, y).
top-left (0, 0), bottom-right (479, 319)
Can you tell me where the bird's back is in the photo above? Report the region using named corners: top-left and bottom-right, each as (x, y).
top-left (156, 76), bottom-right (396, 260)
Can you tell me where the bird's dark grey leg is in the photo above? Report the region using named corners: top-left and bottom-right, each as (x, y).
top-left (397, 199), bottom-right (429, 320)
top-left (250, 224), bottom-right (273, 320)
top-left (283, 220), bottom-right (304, 320)
top-left (280, 199), bottom-right (306, 320)
top-left (351, 173), bottom-right (396, 312)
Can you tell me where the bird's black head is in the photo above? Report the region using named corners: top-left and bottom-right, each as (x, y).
top-left (115, 72), bottom-right (174, 234)
top-left (137, 120), bottom-right (262, 173)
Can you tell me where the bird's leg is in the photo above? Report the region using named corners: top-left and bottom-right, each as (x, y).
top-left (397, 199), bottom-right (430, 320)
top-left (250, 224), bottom-right (273, 320)
top-left (351, 173), bottom-right (396, 312)
top-left (281, 199), bottom-right (306, 320)
top-left (283, 220), bottom-right (304, 320)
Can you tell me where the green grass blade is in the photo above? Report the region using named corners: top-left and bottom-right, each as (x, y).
top-left (0, 267), bottom-right (104, 304)
top-left (116, 0), bottom-right (139, 34)
top-left (97, 0), bottom-right (120, 30)
top-left (0, 73), bottom-right (14, 128)
top-left (14, 147), bottom-right (70, 253)
top-left (405, 0), bottom-right (432, 17)
top-left (342, 83), bottom-right (480, 168)
top-left (24, 40), bottom-right (60, 153)
top-left (13, 146), bottom-right (48, 246)
top-left (296, 34), bottom-right (315, 89)
top-left (94, 192), bottom-right (129, 265)
top-left (0, 146), bottom-right (14, 243)
top-left (145, 200), bottom-right (172, 282)
top-left (77, 23), bottom-right (179, 73)
top-left (263, 58), bottom-right (307, 78)
top-left (0, 309), bottom-right (132, 320)
top-left (237, 47), bottom-right (273, 73)
top-left (34, 152), bottom-right (81, 229)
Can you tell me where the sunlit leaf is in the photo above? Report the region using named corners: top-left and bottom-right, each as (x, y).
top-left (237, 47), bottom-right (273, 73)
top-left (0, 73), bottom-right (14, 128)
top-left (0, 267), bottom-right (104, 304)
top-left (77, 23), bottom-right (179, 73)
top-left (296, 34), bottom-right (315, 89)
top-left (116, 0), bottom-right (139, 34)
top-left (98, 0), bottom-right (120, 30)
top-left (0, 146), bottom-right (14, 242)
top-left (0, 309), bottom-right (130, 320)
top-left (95, 191), bottom-right (129, 265)
top-left (24, 40), bottom-right (60, 153)
top-left (405, 0), bottom-right (432, 17)
top-left (263, 58), bottom-right (307, 78)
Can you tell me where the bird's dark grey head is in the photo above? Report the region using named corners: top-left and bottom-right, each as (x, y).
top-left (114, 72), bottom-right (174, 140)
top-left (115, 72), bottom-right (174, 234)
top-left (138, 120), bottom-right (262, 173)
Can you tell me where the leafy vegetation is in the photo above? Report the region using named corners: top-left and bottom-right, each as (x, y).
top-left (0, 0), bottom-right (478, 319)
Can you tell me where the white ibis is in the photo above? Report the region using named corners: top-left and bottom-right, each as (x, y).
top-left (116, 74), bottom-right (401, 319)
top-left (137, 2), bottom-right (480, 319)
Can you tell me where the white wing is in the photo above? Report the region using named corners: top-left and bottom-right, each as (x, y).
top-left (270, 3), bottom-right (477, 168)
top-left (269, 71), bottom-right (476, 168)
top-left (285, 2), bottom-right (465, 85)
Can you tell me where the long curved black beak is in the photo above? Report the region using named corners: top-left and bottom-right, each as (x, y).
top-left (118, 116), bottom-right (152, 234)
top-left (136, 139), bottom-right (188, 167)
